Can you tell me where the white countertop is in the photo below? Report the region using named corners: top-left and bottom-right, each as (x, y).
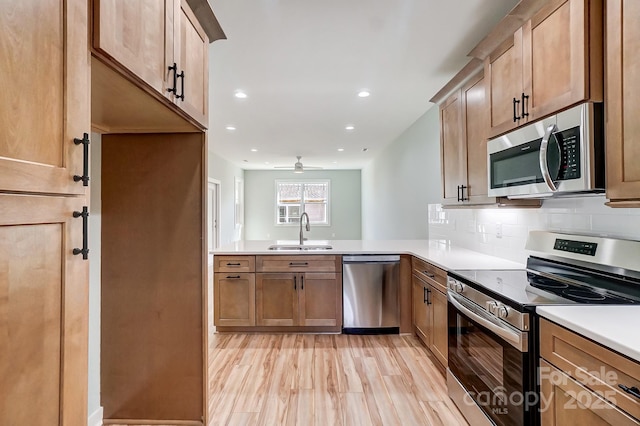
top-left (537, 306), bottom-right (640, 362)
top-left (212, 239), bottom-right (524, 271)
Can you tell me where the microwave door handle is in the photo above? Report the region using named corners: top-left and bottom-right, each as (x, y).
top-left (539, 124), bottom-right (559, 192)
top-left (448, 292), bottom-right (527, 352)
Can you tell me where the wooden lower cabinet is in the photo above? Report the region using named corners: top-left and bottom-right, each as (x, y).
top-left (539, 319), bottom-right (640, 424)
top-left (214, 273), bottom-right (255, 326)
top-left (412, 273), bottom-right (448, 367)
top-left (256, 272), bottom-right (341, 327)
top-left (540, 360), bottom-right (638, 425)
top-left (0, 194), bottom-right (88, 426)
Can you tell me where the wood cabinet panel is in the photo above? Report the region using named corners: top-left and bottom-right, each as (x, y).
top-left (0, 0), bottom-right (89, 195)
top-left (93, 0), bottom-right (174, 98)
top-left (440, 90), bottom-right (465, 202)
top-left (606, 0), bottom-right (640, 205)
top-left (540, 359), bottom-right (638, 425)
top-left (256, 273), bottom-right (298, 326)
top-left (463, 74), bottom-right (490, 201)
top-left (412, 257), bottom-right (447, 293)
top-left (214, 273), bottom-right (255, 326)
top-left (485, 31), bottom-right (524, 135)
top-left (540, 319), bottom-right (640, 420)
top-left (176, 0), bottom-right (208, 126)
top-left (298, 273), bottom-right (341, 327)
top-left (0, 195), bottom-right (88, 426)
top-left (214, 255), bottom-right (255, 273)
top-left (256, 255), bottom-right (339, 273)
top-left (412, 276), bottom-right (429, 345)
top-left (430, 287), bottom-right (448, 368)
top-left (101, 133), bottom-right (204, 422)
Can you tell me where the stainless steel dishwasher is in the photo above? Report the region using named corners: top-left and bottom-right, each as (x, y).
top-left (342, 255), bottom-right (400, 334)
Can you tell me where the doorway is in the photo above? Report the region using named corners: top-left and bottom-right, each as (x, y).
top-left (207, 179), bottom-right (221, 251)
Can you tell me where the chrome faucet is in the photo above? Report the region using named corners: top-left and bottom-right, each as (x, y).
top-left (299, 212), bottom-right (310, 245)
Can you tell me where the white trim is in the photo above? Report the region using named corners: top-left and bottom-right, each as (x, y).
top-left (207, 178), bottom-right (221, 250)
top-left (88, 406), bottom-right (103, 426)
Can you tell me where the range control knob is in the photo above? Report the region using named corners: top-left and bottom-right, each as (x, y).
top-left (497, 305), bottom-right (509, 319)
top-left (487, 301), bottom-right (499, 315)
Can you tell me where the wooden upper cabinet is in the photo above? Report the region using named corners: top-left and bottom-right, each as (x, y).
top-left (485, 29), bottom-right (524, 136)
top-left (93, 0), bottom-right (174, 99)
top-left (463, 73), bottom-right (490, 201)
top-left (0, 0), bottom-right (89, 195)
top-left (440, 89), bottom-right (466, 203)
top-left (486, 0), bottom-right (603, 138)
top-left (176, 0), bottom-right (209, 126)
top-left (92, 0), bottom-right (210, 127)
top-left (605, 0), bottom-right (640, 206)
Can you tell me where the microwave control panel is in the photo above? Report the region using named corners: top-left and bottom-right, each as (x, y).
top-left (558, 126), bottom-right (581, 180)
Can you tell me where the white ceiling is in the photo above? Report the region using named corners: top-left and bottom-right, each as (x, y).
top-left (208, 0), bottom-right (519, 171)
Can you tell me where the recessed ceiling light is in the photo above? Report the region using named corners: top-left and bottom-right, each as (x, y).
top-left (332, 161), bottom-right (338, 164)
top-left (234, 91), bottom-right (247, 99)
top-left (251, 148), bottom-right (258, 152)
top-left (338, 148), bottom-right (345, 152)
top-left (358, 90), bottom-right (370, 98)
top-left (225, 126), bottom-right (236, 131)
top-left (265, 161), bottom-right (270, 165)
top-left (345, 125), bottom-right (355, 131)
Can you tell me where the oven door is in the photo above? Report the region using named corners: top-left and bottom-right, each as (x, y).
top-left (448, 292), bottom-right (532, 426)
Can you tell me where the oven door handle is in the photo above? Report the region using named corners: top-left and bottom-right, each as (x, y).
top-left (448, 292), bottom-right (528, 352)
top-left (539, 124), bottom-right (559, 192)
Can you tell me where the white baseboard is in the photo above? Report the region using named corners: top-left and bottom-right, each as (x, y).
top-left (88, 406), bottom-right (103, 426)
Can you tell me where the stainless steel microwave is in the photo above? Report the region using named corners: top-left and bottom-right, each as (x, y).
top-left (487, 102), bottom-right (605, 198)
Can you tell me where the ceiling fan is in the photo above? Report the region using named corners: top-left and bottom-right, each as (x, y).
top-left (274, 156), bottom-right (322, 173)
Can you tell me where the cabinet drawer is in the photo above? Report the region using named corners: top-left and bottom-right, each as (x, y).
top-left (412, 257), bottom-right (447, 293)
top-left (540, 319), bottom-right (640, 420)
top-left (256, 255), bottom-right (339, 273)
top-left (213, 255), bottom-right (255, 273)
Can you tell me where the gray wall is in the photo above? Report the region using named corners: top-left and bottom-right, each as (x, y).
top-left (207, 151), bottom-right (245, 245)
top-left (244, 170), bottom-right (362, 240)
top-left (361, 106), bottom-right (441, 240)
top-left (88, 132), bottom-right (102, 418)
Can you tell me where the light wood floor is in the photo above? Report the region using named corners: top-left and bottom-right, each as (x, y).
top-left (207, 333), bottom-right (468, 426)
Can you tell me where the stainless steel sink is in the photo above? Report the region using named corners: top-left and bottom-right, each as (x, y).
top-left (268, 244), bottom-right (333, 251)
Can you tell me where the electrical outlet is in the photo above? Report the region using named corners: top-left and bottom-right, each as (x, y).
top-left (496, 223), bottom-right (503, 239)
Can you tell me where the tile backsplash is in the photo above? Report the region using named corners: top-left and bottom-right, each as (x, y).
top-left (428, 196), bottom-right (640, 264)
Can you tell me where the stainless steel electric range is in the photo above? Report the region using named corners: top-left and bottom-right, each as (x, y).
top-left (446, 231), bottom-right (640, 426)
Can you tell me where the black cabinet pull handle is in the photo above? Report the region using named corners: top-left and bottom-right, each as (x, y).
top-left (226, 275), bottom-right (241, 279)
top-left (73, 133), bottom-right (90, 186)
top-left (426, 288), bottom-right (432, 305)
top-left (424, 271), bottom-right (435, 278)
top-left (294, 275), bottom-right (297, 290)
top-left (226, 262), bottom-right (241, 266)
top-left (458, 185), bottom-right (467, 202)
top-left (619, 384), bottom-right (640, 399)
top-left (167, 63), bottom-right (178, 95)
top-left (72, 206), bottom-right (89, 260)
top-left (177, 70), bottom-right (185, 101)
top-left (423, 287), bottom-right (428, 304)
top-left (513, 97), bottom-right (521, 122)
top-left (456, 185), bottom-right (461, 202)
top-left (289, 262), bottom-right (308, 266)
top-left (301, 275), bottom-right (304, 290)
top-left (521, 93), bottom-right (529, 118)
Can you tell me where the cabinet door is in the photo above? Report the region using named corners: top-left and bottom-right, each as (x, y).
top-left (539, 360), bottom-right (638, 426)
top-left (93, 0), bottom-right (175, 99)
top-left (0, 194), bottom-right (88, 426)
top-left (462, 73), bottom-right (490, 201)
top-left (412, 276), bottom-right (429, 345)
top-left (485, 28), bottom-right (524, 138)
top-left (214, 273), bottom-right (255, 326)
top-left (256, 273), bottom-right (298, 326)
top-left (430, 287), bottom-right (448, 367)
top-left (606, 0), bottom-right (640, 205)
top-left (523, 0), bottom-right (602, 122)
top-left (175, 0), bottom-right (209, 127)
top-left (0, 0), bottom-right (89, 195)
top-left (299, 273), bottom-right (341, 327)
top-left (440, 90), bottom-right (466, 203)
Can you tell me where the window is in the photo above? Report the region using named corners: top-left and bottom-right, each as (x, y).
top-left (276, 180), bottom-right (330, 225)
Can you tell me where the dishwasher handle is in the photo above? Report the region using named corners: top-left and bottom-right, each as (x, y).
top-left (343, 255), bottom-right (400, 264)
